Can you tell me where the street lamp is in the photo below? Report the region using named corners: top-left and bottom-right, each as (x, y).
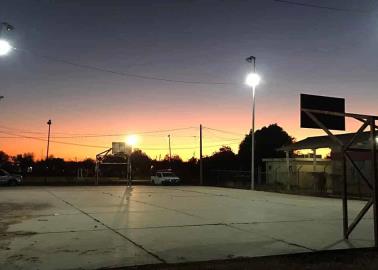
top-left (126, 134), bottom-right (138, 150)
top-left (245, 56), bottom-right (261, 190)
top-left (0, 23), bottom-right (14, 101)
top-left (0, 39), bottom-right (12, 56)
top-left (0, 22), bottom-right (15, 56)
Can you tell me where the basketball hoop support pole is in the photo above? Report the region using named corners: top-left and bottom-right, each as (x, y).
top-left (371, 118), bottom-right (378, 246)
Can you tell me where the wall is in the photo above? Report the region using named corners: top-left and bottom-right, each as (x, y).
top-left (263, 157), bottom-right (373, 196)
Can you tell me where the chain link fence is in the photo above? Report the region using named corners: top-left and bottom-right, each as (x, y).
top-left (204, 168), bottom-right (371, 198)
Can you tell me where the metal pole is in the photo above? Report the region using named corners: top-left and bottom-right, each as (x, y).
top-left (342, 150), bottom-right (348, 239)
top-left (95, 161), bottom-right (99, 185)
top-left (45, 119), bottom-right (52, 184)
top-left (251, 57), bottom-right (256, 190)
top-left (46, 120), bottom-right (52, 160)
top-left (168, 134), bottom-right (172, 167)
top-left (251, 86), bottom-right (256, 190)
top-left (200, 124), bottom-right (203, 185)
top-left (129, 147), bottom-right (132, 186)
top-left (370, 118), bottom-right (378, 246)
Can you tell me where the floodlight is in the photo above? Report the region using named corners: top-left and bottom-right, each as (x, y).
top-left (0, 39), bottom-right (12, 56)
top-left (126, 135), bottom-right (138, 146)
top-left (245, 73), bottom-right (261, 88)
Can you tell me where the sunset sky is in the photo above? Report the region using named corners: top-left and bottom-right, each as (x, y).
top-left (0, 0), bottom-right (377, 161)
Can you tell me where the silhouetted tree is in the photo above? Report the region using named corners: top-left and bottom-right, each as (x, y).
top-left (238, 124), bottom-right (294, 172)
top-left (48, 157), bottom-right (66, 176)
top-left (204, 146), bottom-right (238, 171)
top-left (0, 151), bottom-right (10, 167)
top-left (12, 153), bottom-right (34, 173)
top-left (80, 158), bottom-right (95, 177)
top-left (130, 150), bottom-right (151, 178)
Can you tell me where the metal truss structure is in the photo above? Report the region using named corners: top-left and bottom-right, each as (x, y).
top-left (302, 108), bottom-right (378, 246)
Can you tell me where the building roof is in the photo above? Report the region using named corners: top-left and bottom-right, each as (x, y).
top-left (279, 132), bottom-right (371, 151)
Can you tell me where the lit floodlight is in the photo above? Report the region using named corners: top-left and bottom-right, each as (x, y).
top-left (245, 73), bottom-right (261, 88)
top-left (126, 135), bottom-right (138, 146)
top-left (0, 39), bottom-right (12, 56)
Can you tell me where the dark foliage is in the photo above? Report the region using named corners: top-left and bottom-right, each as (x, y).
top-left (238, 124), bottom-right (294, 172)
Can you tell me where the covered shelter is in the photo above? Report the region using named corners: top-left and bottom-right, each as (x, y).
top-left (279, 131), bottom-right (371, 175)
top-left (262, 132), bottom-right (373, 193)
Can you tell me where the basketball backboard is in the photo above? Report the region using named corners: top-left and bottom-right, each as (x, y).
top-left (300, 93), bottom-right (345, 131)
top-left (112, 142), bottom-right (131, 155)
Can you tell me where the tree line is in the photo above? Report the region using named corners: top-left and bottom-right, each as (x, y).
top-left (0, 124), bottom-right (293, 184)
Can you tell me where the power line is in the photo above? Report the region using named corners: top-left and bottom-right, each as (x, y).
top-left (203, 126), bottom-right (246, 136)
top-left (1, 124), bottom-right (243, 153)
top-left (0, 131), bottom-right (109, 149)
top-left (0, 125), bottom-right (197, 138)
top-left (203, 129), bottom-right (242, 141)
top-left (141, 142), bottom-right (240, 151)
top-left (0, 130), bottom-right (241, 151)
top-left (274, 0), bottom-right (371, 13)
top-left (15, 48), bottom-right (238, 86)
top-left (0, 124), bottom-right (108, 135)
top-left (202, 142), bottom-right (240, 149)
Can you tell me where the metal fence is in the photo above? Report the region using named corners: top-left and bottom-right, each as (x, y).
top-left (204, 169), bottom-right (371, 198)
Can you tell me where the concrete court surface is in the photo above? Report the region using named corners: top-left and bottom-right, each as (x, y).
top-left (0, 186), bottom-right (374, 270)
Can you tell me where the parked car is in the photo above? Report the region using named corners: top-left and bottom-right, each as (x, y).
top-left (151, 170), bottom-right (181, 185)
top-left (0, 169), bottom-right (23, 185)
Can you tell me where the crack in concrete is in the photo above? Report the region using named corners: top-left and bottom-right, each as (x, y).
top-left (225, 223), bottom-right (316, 252)
top-left (98, 190), bottom-right (321, 253)
top-left (46, 190), bottom-right (167, 264)
top-left (2, 228), bottom-right (109, 236)
top-left (115, 223), bottom-right (226, 230)
top-left (229, 219), bottom-right (316, 225)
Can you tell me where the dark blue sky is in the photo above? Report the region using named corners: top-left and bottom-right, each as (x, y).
top-left (0, 0), bottom-right (377, 159)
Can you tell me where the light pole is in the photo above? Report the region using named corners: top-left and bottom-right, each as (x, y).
top-left (46, 120), bottom-right (52, 161)
top-left (0, 22), bottom-right (14, 100)
top-left (45, 119), bottom-right (52, 184)
top-left (245, 56), bottom-right (261, 190)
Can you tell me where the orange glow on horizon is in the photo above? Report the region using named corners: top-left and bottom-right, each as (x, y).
top-left (0, 113), bottom-right (361, 161)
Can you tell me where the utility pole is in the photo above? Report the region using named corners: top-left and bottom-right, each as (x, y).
top-left (45, 119), bottom-right (52, 184)
top-left (46, 120), bottom-right (52, 160)
top-left (199, 124), bottom-right (203, 185)
top-left (168, 134), bottom-right (172, 167)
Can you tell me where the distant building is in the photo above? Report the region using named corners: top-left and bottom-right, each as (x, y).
top-left (263, 132), bottom-right (372, 195)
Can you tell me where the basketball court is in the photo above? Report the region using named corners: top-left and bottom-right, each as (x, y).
top-left (0, 185), bottom-right (374, 269)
